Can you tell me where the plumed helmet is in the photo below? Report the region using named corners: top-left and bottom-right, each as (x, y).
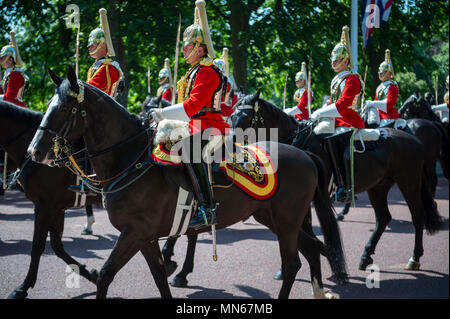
top-left (295, 62), bottom-right (307, 82)
top-left (213, 47), bottom-right (229, 76)
top-left (331, 26), bottom-right (353, 69)
top-left (0, 31), bottom-right (23, 67)
top-left (159, 58), bottom-right (172, 84)
top-left (182, 1), bottom-right (215, 59)
top-left (87, 8), bottom-right (115, 57)
top-left (378, 49), bottom-right (394, 76)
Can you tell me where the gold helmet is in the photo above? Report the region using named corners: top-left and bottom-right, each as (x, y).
top-left (0, 31), bottom-right (23, 67)
top-left (182, 0), bottom-right (215, 60)
top-left (378, 49), bottom-right (394, 76)
top-left (159, 58), bottom-right (172, 83)
top-left (87, 8), bottom-right (115, 57)
top-left (331, 26), bottom-right (353, 71)
top-left (213, 47), bottom-right (229, 76)
top-left (295, 62), bottom-right (307, 82)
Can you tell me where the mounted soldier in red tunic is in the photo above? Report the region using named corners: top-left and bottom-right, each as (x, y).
top-left (157, 58), bottom-right (174, 102)
top-left (431, 75), bottom-right (449, 124)
top-left (86, 8), bottom-right (124, 99)
top-left (285, 62), bottom-right (313, 120)
top-left (150, 0), bottom-right (228, 228)
top-left (0, 31), bottom-right (29, 108)
top-left (310, 26), bottom-right (364, 203)
top-left (213, 48), bottom-right (238, 121)
top-left (364, 49), bottom-right (406, 129)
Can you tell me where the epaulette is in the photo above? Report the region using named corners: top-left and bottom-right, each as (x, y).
top-left (200, 57), bottom-right (213, 66)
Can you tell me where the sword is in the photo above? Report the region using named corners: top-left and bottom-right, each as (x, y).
top-left (65, 4), bottom-right (80, 78)
top-left (172, 14), bottom-right (181, 105)
top-left (435, 74), bottom-right (438, 105)
top-left (360, 65), bottom-right (368, 118)
top-left (307, 56), bottom-right (312, 117)
top-left (282, 73), bottom-right (288, 110)
top-left (147, 65), bottom-right (151, 95)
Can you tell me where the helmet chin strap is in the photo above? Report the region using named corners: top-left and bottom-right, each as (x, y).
top-left (332, 57), bottom-right (349, 72)
top-left (185, 42), bottom-right (200, 62)
top-left (90, 40), bottom-right (105, 57)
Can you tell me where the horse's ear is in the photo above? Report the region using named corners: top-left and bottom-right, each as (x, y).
top-left (255, 88), bottom-right (261, 99)
top-left (48, 68), bottom-right (63, 86)
top-left (67, 65), bottom-right (79, 91)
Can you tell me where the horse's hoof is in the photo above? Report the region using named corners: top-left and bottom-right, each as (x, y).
top-left (336, 213), bottom-right (345, 221)
top-left (404, 258), bottom-right (420, 271)
top-left (273, 269), bottom-right (282, 280)
top-left (358, 256), bottom-right (373, 271)
top-left (314, 291), bottom-right (336, 299)
top-left (170, 275), bottom-right (188, 288)
top-left (89, 269), bottom-right (99, 283)
top-left (165, 261), bottom-right (178, 277)
top-left (8, 288), bottom-right (28, 299)
top-left (81, 227), bottom-right (93, 235)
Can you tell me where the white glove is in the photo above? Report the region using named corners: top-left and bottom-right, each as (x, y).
top-left (432, 103), bottom-right (449, 112)
top-left (310, 104), bottom-right (341, 122)
top-left (365, 100), bottom-right (387, 112)
top-left (149, 108), bottom-right (164, 123)
top-left (285, 106), bottom-right (301, 116)
top-left (150, 103), bottom-right (190, 123)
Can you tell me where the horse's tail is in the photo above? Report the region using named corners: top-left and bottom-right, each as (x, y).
top-left (421, 167), bottom-right (444, 235)
top-left (435, 122), bottom-right (449, 180)
top-left (307, 151), bottom-right (348, 284)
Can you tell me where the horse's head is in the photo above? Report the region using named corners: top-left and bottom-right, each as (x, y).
top-left (28, 66), bottom-right (88, 166)
top-left (424, 92), bottom-right (435, 105)
top-left (399, 94), bottom-right (420, 119)
top-left (231, 88), bottom-right (261, 129)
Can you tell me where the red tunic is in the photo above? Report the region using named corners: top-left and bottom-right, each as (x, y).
top-left (1, 70), bottom-right (27, 108)
top-left (87, 60), bottom-right (120, 96)
top-left (332, 74), bottom-right (364, 129)
top-left (375, 82), bottom-right (399, 120)
top-left (161, 87), bottom-right (173, 102)
top-left (220, 82), bottom-right (238, 117)
top-left (295, 88), bottom-right (310, 120)
top-left (182, 64), bottom-right (230, 134)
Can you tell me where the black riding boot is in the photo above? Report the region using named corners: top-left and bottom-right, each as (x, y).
top-left (185, 162), bottom-right (217, 228)
top-left (325, 130), bottom-right (353, 203)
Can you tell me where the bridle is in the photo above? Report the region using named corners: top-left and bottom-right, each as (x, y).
top-left (38, 80), bottom-right (88, 162)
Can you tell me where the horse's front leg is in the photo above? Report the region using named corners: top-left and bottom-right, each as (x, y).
top-left (162, 236), bottom-right (179, 277)
top-left (8, 206), bottom-right (52, 299)
top-left (171, 233), bottom-right (198, 287)
top-left (49, 210), bottom-right (99, 284)
top-left (141, 242), bottom-right (172, 299)
top-left (96, 226), bottom-right (142, 299)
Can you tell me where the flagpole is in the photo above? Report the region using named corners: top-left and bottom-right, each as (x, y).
top-left (351, 0), bottom-right (358, 73)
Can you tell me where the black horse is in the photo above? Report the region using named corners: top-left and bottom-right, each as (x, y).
top-left (28, 66), bottom-right (347, 299)
top-left (336, 94), bottom-right (449, 222)
top-left (0, 100), bottom-right (101, 299)
top-left (143, 95), bottom-right (338, 288)
top-left (399, 94), bottom-right (449, 181)
top-left (232, 91), bottom-right (444, 272)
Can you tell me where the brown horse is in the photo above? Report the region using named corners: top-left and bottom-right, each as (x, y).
top-left (0, 100), bottom-right (101, 299)
top-left (232, 91), bottom-right (444, 272)
top-left (27, 66), bottom-right (347, 299)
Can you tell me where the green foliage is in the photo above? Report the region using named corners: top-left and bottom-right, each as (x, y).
top-left (0, 0), bottom-right (448, 114)
top-left (395, 71), bottom-right (429, 105)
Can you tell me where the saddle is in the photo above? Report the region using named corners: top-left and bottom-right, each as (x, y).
top-left (150, 120), bottom-right (278, 200)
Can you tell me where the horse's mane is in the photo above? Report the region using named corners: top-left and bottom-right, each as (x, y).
top-left (61, 80), bottom-right (143, 129)
top-left (0, 100), bottom-right (42, 125)
top-left (256, 98), bottom-right (299, 128)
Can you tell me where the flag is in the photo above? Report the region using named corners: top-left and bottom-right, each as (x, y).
top-left (361, 0), bottom-right (393, 49)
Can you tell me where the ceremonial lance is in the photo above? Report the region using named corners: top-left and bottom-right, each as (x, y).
top-left (360, 65), bottom-right (368, 117)
top-left (147, 65), bottom-right (151, 95)
top-left (172, 14), bottom-right (181, 105)
top-left (65, 4), bottom-right (80, 78)
top-left (307, 56), bottom-right (312, 116)
top-left (282, 73), bottom-right (288, 110)
top-left (435, 74), bottom-right (439, 105)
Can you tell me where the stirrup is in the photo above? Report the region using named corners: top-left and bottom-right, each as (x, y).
top-left (189, 206), bottom-right (217, 229)
top-left (334, 188), bottom-right (352, 203)
top-left (68, 185), bottom-right (96, 196)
